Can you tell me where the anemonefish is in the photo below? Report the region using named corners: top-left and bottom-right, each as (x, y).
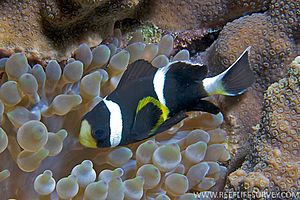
top-left (79, 47), bottom-right (254, 148)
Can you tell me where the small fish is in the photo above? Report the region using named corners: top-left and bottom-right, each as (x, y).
top-left (79, 47), bottom-right (254, 148)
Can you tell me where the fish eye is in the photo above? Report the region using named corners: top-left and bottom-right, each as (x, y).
top-left (94, 129), bottom-right (105, 140)
top-left (93, 129), bottom-right (111, 147)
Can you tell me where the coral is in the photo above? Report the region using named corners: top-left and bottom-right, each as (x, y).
top-left (173, 29), bottom-right (220, 56)
top-left (0, 31), bottom-right (233, 199)
top-left (207, 12), bottom-right (297, 92)
top-left (226, 56), bottom-right (300, 194)
top-left (201, 0), bottom-right (299, 171)
top-left (0, 0), bottom-right (297, 63)
top-left (123, 24), bottom-right (164, 45)
top-left (0, 0), bottom-right (142, 59)
top-left (216, 88), bottom-right (263, 171)
top-left (140, 0), bottom-right (270, 30)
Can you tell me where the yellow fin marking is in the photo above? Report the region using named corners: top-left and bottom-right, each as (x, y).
top-left (136, 96), bottom-right (169, 134)
top-left (214, 85), bottom-right (228, 95)
top-left (79, 120), bottom-right (97, 148)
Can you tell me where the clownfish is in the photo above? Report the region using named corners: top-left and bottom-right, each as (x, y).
top-left (79, 47), bottom-right (254, 148)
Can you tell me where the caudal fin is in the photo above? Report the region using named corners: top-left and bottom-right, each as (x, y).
top-left (203, 47), bottom-right (255, 96)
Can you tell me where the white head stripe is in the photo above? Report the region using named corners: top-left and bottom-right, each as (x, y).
top-left (103, 99), bottom-right (123, 147)
top-left (153, 65), bottom-right (170, 106)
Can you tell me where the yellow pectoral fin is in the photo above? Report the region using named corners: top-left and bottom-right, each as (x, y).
top-left (79, 120), bottom-right (97, 148)
top-left (136, 96), bottom-right (170, 135)
top-left (149, 115), bottom-right (166, 135)
top-left (137, 96), bottom-right (169, 119)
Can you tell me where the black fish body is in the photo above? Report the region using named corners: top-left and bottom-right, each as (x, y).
top-left (80, 47), bottom-right (254, 148)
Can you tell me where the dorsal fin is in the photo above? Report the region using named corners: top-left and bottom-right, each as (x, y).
top-left (167, 61), bottom-right (208, 82)
top-left (116, 59), bottom-right (157, 89)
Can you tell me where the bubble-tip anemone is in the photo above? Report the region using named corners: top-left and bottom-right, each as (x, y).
top-left (0, 30), bottom-right (231, 199)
